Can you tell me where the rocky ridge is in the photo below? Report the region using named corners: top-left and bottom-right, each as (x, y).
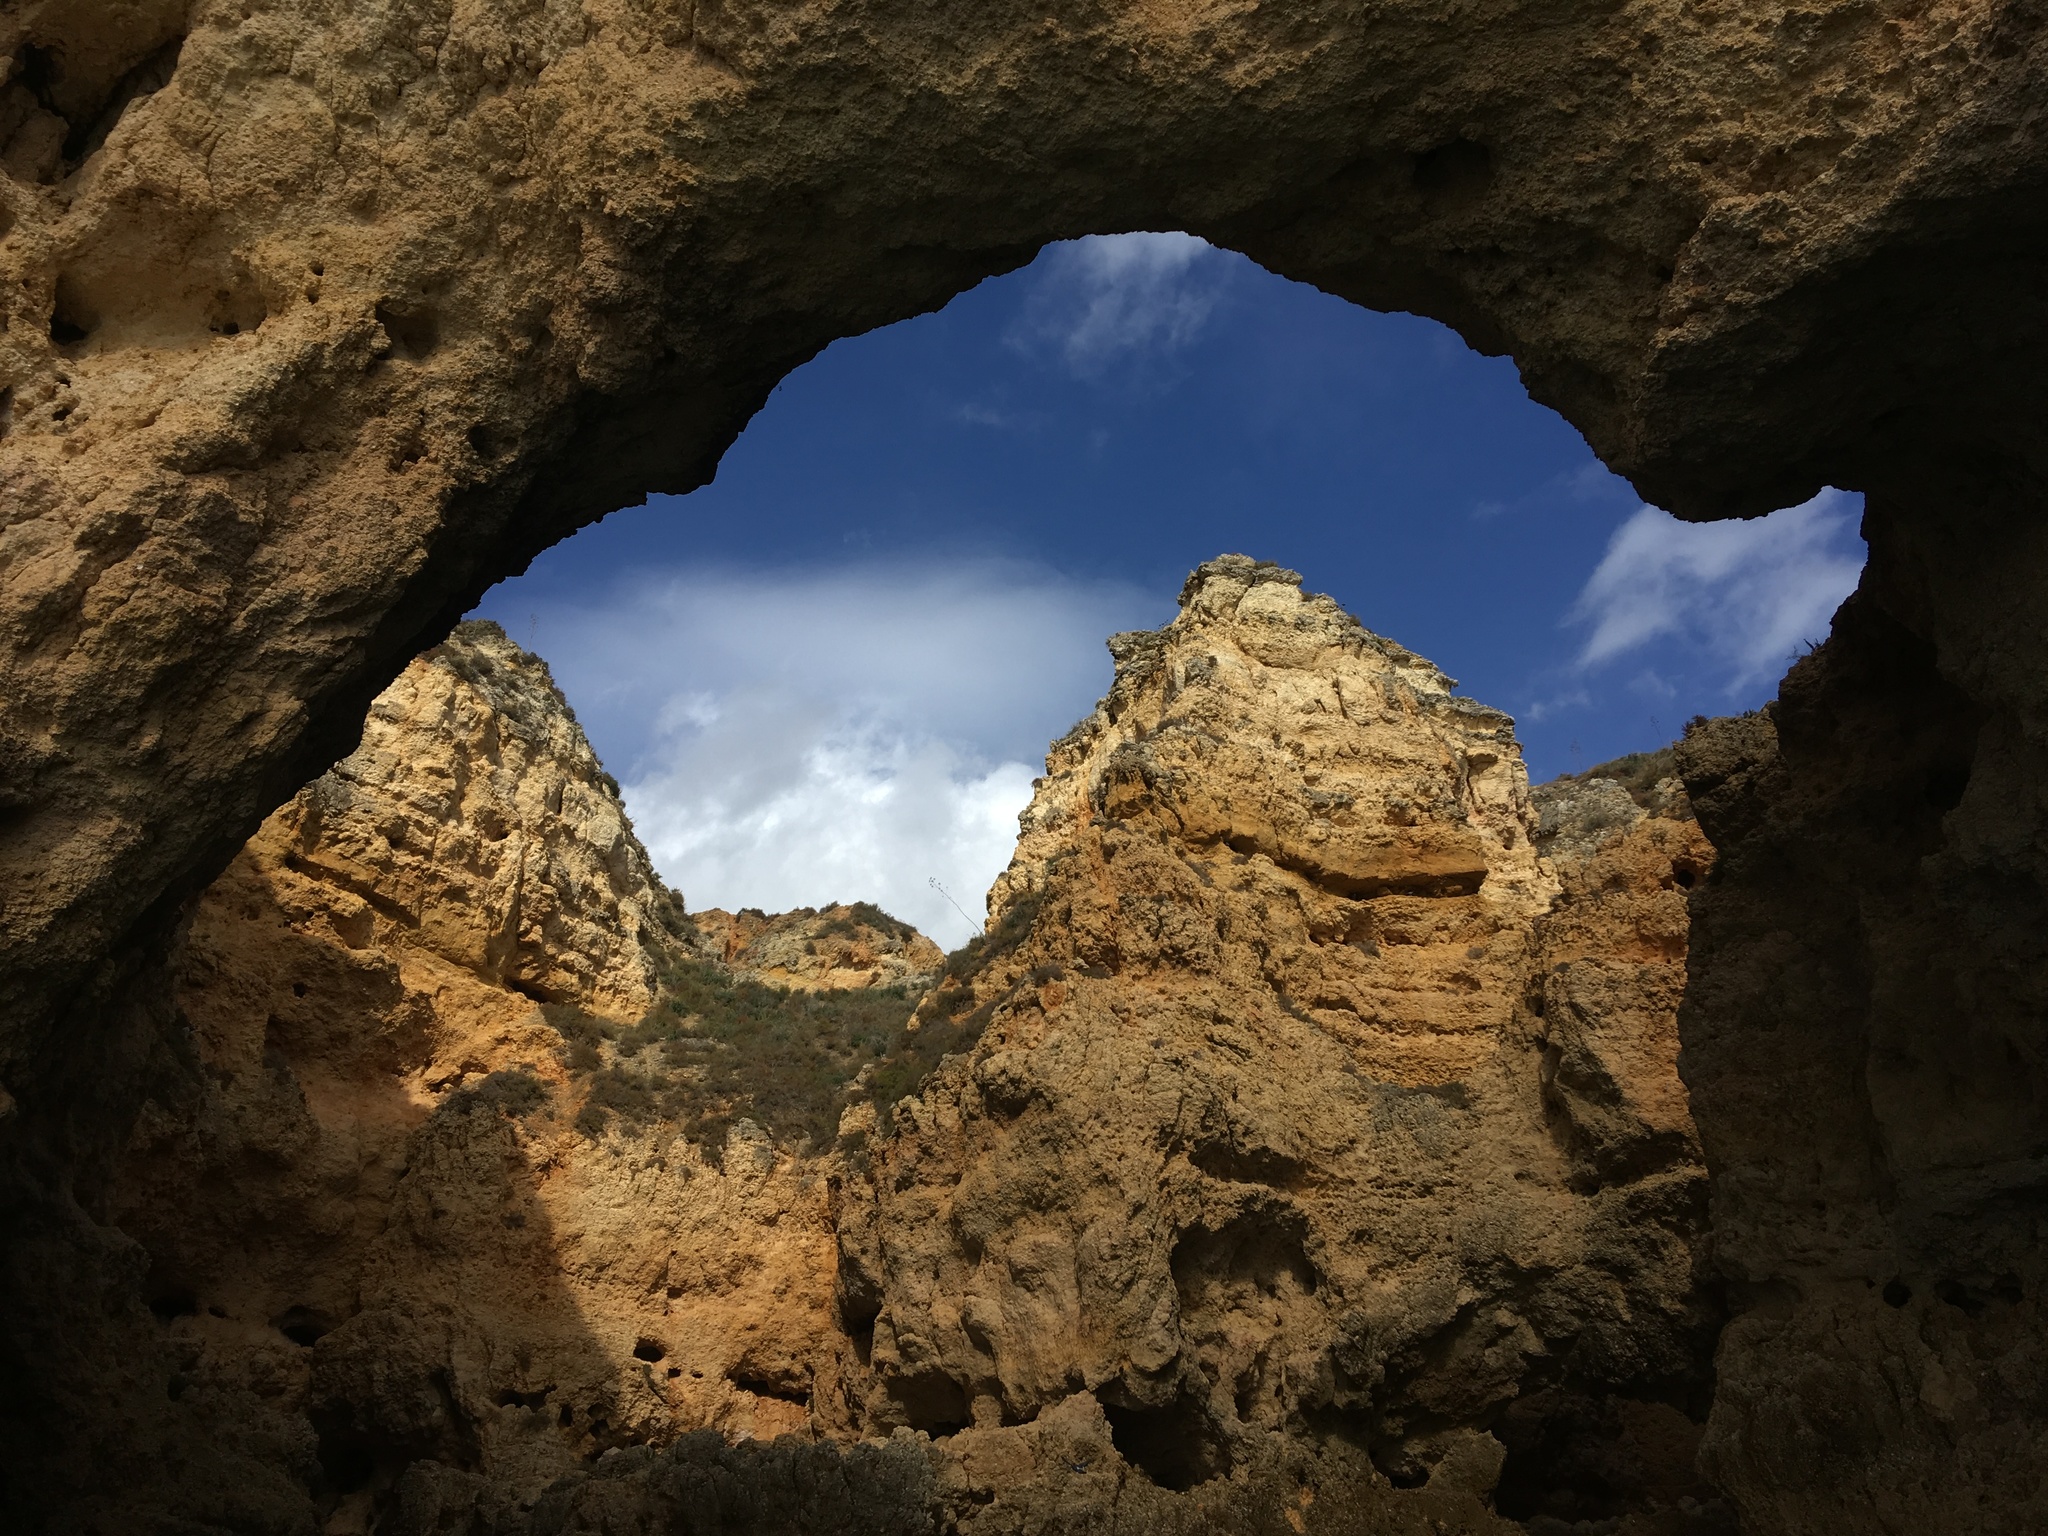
top-left (838, 558), bottom-right (1722, 1527)
top-left (77, 566), bottom-right (1721, 1533)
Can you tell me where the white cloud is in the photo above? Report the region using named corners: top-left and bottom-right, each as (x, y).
top-left (1011, 232), bottom-right (1225, 376)
top-left (1566, 490), bottom-right (1865, 691)
top-left (516, 560), bottom-right (1162, 945)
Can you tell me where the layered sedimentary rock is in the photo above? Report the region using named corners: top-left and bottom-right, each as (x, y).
top-left (5, 7), bottom-right (2048, 1526)
top-left (29, 571), bottom-right (1728, 1533)
top-left (5, 0), bottom-right (2048, 1098)
top-left (99, 622), bottom-right (862, 1528)
top-left (836, 558), bottom-right (1723, 1527)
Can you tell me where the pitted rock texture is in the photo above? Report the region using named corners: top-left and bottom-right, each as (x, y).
top-left (4, 7), bottom-right (2048, 1526)
top-left (1677, 588), bottom-right (2048, 1536)
top-left (6, 0), bottom-right (2048, 1096)
top-left (14, 571), bottom-right (1729, 1533)
top-left (837, 559), bottom-right (1723, 1528)
top-left (96, 623), bottom-right (864, 1527)
top-left (694, 903), bottom-right (945, 993)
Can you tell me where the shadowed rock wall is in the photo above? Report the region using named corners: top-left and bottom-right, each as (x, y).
top-left (4, 0), bottom-right (2048, 1530)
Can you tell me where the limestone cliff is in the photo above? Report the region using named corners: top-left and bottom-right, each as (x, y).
top-left (3, 7), bottom-right (2046, 1529)
top-left (693, 904), bottom-right (945, 993)
top-left (105, 622), bottom-right (873, 1526)
top-left (834, 558), bottom-right (1722, 1527)
top-left (78, 571), bottom-right (1726, 1534)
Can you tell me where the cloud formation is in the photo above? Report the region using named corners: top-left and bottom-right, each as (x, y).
top-left (1567, 490), bottom-right (1866, 690)
top-left (1011, 232), bottom-right (1226, 376)
top-left (519, 560), bottom-right (1161, 945)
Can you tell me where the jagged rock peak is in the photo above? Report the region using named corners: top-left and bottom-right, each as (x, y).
top-left (998, 551), bottom-right (1544, 943)
top-left (281, 617), bottom-right (686, 1020)
top-left (849, 556), bottom-right (1720, 1518)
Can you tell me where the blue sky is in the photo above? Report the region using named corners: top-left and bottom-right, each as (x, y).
top-left (475, 234), bottom-right (1866, 942)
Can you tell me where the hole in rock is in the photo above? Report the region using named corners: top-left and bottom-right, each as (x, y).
top-left (632, 1336), bottom-right (667, 1362)
top-left (883, 1369), bottom-right (969, 1436)
top-left (1494, 1390), bottom-right (1717, 1524)
top-left (375, 299), bottom-right (440, 360)
top-left (273, 1306), bottom-right (334, 1348)
top-left (472, 233), bottom-right (1869, 975)
top-left (732, 1370), bottom-right (810, 1406)
top-left (1102, 1392), bottom-right (1231, 1491)
top-left (147, 1283), bottom-right (198, 1322)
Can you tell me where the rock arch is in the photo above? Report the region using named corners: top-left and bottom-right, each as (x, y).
top-left (2, 0), bottom-right (2046, 1528)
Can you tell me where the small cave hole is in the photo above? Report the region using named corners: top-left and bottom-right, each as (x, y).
top-left (1673, 865), bottom-right (1697, 889)
top-left (375, 299), bottom-right (440, 361)
top-left (1936, 1278), bottom-right (1987, 1316)
top-left (632, 1337), bottom-right (667, 1363)
top-left (1924, 759), bottom-right (1972, 812)
top-left (883, 1369), bottom-right (970, 1436)
top-left (558, 1403), bottom-right (574, 1426)
top-left (273, 1305), bottom-right (334, 1348)
top-left (495, 1387), bottom-right (548, 1410)
top-left (666, 1366), bottom-right (682, 1379)
top-left (147, 1284), bottom-right (198, 1322)
top-left (1102, 1394), bottom-right (1231, 1492)
top-left (467, 422), bottom-right (496, 459)
top-left (1883, 1279), bottom-right (1912, 1308)
top-left (291, 981), bottom-right (308, 998)
top-left (732, 1370), bottom-right (811, 1407)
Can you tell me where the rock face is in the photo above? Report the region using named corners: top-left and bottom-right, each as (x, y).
top-left (4, 9), bottom-right (2048, 1528)
top-left (96, 622), bottom-right (863, 1527)
top-left (694, 904), bottom-right (945, 993)
top-left (837, 558), bottom-right (1723, 1526)
top-left (13, 572), bottom-right (1731, 1533)
top-left (1678, 591), bottom-right (2048, 1535)
top-left (4, 0), bottom-right (2047, 1104)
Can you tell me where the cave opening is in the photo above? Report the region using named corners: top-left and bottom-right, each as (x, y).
top-left (467, 232), bottom-right (1866, 951)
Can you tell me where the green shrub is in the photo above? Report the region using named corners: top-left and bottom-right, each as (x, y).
top-left (818, 900), bottom-right (915, 942)
top-left (531, 887), bottom-right (1045, 1160)
top-left (1562, 744), bottom-right (1683, 808)
top-left (441, 1068), bottom-right (549, 1120)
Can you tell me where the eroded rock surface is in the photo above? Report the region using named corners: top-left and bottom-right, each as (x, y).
top-left (87, 622), bottom-right (863, 1529)
top-left (1678, 588), bottom-right (2048, 1536)
top-left (837, 558), bottom-right (1724, 1529)
top-left (5, 0), bottom-right (2048, 1096)
top-left (11, 572), bottom-right (1732, 1533)
top-left (694, 904), bottom-right (945, 993)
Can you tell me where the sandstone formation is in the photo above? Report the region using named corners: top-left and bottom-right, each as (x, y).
top-left (92, 621), bottom-right (866, 1529)
top-left (1, 0), bottom-right (2045, 1100)
top-left (7, 576), bottom-right (1730, 1533)
top-left (4, 5), bottom-right (2048, 1529)
top-left (694, 904), bottom-right (945, 993)
top-left (1678, 595), bottom-right (2048, 1535)
top-left (837, 558), bottom-right (1723, 1529)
